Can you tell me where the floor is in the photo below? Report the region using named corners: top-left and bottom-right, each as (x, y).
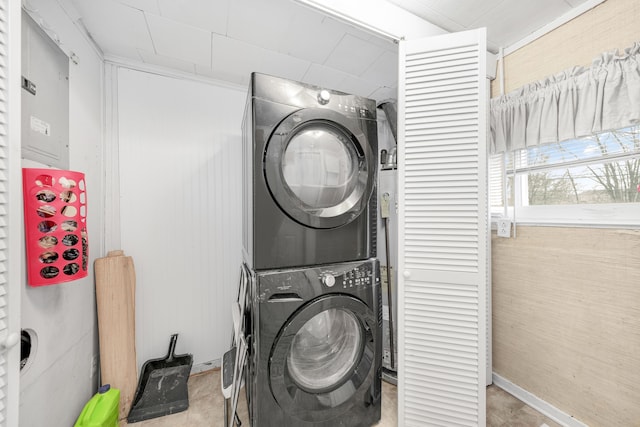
top-left (120, 369), bottom-right (561, 427)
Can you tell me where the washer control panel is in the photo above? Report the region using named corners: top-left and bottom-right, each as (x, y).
top-left (341, 266), bottom-right (374, 288)
top-left (319, 263), bottom-right (375, 289)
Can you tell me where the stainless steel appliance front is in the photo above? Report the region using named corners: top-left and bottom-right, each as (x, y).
top-left (247, 259), bottom-right (382, 427)
top-left (242, 73), bottom-right (377, 270)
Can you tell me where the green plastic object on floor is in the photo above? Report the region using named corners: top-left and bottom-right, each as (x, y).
top-left (74, 384), bottom-right (120, 427)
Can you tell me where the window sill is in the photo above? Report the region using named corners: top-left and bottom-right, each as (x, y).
top-left (491, 204), bottom-right (640, 229)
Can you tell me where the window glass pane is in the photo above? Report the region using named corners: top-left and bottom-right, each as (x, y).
top-left (527, 158), bottom-right (640, 205)
top-left (516, 125), bottom-right (640, 170)
top-left (491, 124), bottom-right (640, 221)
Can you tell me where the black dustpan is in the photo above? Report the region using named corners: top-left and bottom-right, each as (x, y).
top-left (127, 334), bottom-right (193, 423)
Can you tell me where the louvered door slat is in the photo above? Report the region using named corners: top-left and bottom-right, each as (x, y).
top-left (398, 29), bottom-right (488, 427)
top-left (0, 0), bottom-right (17, 425)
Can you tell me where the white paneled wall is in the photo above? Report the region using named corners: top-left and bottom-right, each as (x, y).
top-left (115, 68), bottom-right (245, 369)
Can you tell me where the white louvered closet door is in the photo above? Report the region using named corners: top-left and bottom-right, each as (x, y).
top-left (1, 0), bottom-right (20, 426)
top-left (397, 29), bottom-right (488, 427)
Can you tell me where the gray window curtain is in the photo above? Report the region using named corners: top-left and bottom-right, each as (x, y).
top-left (490, 42), bottom-right (640, 153)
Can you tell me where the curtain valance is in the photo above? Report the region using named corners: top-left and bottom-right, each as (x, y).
top-left (490, 42), bottom-right (640, 153)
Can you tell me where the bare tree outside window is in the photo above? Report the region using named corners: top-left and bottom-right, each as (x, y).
top-left (522, 126), bottom-right (640, 206)
top-left (586, 128), bottom-right (640, 203)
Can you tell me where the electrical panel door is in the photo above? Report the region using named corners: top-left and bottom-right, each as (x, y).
top-left (21, 11), bottom-right (69, 169)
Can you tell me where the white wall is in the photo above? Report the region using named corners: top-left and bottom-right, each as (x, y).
top-left (113, 67), bottom-right (245, 370)
top-left (19, 1), bottom-right (104, 426)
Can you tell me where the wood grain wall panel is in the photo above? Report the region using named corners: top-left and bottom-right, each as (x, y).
top-left (492, 0), bottom-right (640, 96)
top-left (491, 226), bottom-right (640, 426)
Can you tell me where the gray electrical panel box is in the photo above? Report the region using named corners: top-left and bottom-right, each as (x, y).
top-left (21, 11), bottom-right (69, 168)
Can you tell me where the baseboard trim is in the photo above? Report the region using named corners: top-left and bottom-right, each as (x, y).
top-left (492, 373), bottom-right (589, 427)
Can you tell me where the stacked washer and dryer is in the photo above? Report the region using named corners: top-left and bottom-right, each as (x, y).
top-left (240, 73), bottom-right (382, 427)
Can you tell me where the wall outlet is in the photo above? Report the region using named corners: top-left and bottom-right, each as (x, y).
top-left (497, 219), bottom-right (511, 238)
top-left (90, 355), bottom-right (98, 379)
top-left (383, 349), bottom-right (391, 365)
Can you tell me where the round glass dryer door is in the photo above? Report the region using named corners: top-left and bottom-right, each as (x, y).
top-left (265, 108), bottom-right (375, 229)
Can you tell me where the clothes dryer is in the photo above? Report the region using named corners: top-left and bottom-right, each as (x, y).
top-left (246, 259), bottom-right (382, 427)
top-left (242, 73), bottom-right (378, 270)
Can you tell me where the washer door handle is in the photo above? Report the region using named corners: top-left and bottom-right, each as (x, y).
top-left (268, 293), bottom-right (304, 302)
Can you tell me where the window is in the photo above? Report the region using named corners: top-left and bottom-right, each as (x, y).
top-left (490, 125), bottom-right (640, 226)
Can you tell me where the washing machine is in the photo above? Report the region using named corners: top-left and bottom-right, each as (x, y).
top-left (247, 258), bottom-right (382, 427)
top-left (242, 73), bottom-right (378, 270)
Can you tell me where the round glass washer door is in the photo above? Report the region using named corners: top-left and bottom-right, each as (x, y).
top-left (265, 108), bottom-right (375, 229)
top-left (287, 308), bottom-right (362, 392)
top-left (269, 295), bottom-right (376, 421)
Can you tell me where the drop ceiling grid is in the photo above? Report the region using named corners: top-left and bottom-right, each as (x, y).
top-left (74, 0), bottom-right (155, 53)
top-left (146, 13), bottom-right (213, 67)
top-left (210, 33), bottom-right (268, 82)
top-left (301, 63), bottom-right (352, 92)
top-left (361, 50), bottom-right (399, 89)
top-left (156, 0), bottom-right (230, 35)
top-left (116, 0), bottom-right (160, 14)
top-left (258, 50), bottom-right (312, 83)
top-left (420, 0), bottom-right (507, 28)
top-left (225, 0), bottom-right (297, 53)
top-left (323, 33), bottom-right (387, 77)
top-left (66, 0), bottom-right (598, 100)
top-left (280, 14), bottom-right (344, 64)
top-left (335, 75), bottom-right (381, 99)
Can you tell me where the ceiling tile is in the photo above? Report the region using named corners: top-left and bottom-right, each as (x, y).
top-left (68, 0), bottom-right (592, 92)
top-left (324, 34), bottom-right (385, 77)
top-left (475, 0), bottom-right (573, 48)
top-left (360, 50), bottom-right (397, 88)
top-left (333, 75), bottom-right (380, 99)
top-left (259, 51), bottom-right (311, 83)
top-left (115, 0), bottom-right (160, 14)
top-left (414, 0), bottom-right (506, 28)
top-left (227, 0), bottom-right (295, 52)
top-left (301, 63), bottom-right (351, 91)
top-left (321, 16), bottom-right (375, 38)
top-left (138, 49), bottom-right (197, 74)
top-left (211, 34), bottom-right (266, 83)
top-left (280, 8), bottom-right (345, 64)
top-left (157, 0), bottom-right (229, 34)
top-left (385, 0), bottom-right (467, 32)
top-left (72, 0), bottom-right (155, 52)
top-left (146, 13), bottom-right (212, 67)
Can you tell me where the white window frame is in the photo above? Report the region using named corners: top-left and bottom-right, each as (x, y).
top-left (490, 131), bottom-right (640, 228)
